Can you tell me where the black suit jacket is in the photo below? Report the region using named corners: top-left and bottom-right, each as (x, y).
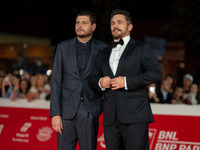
top-left (89, 38), bottom-right (162, 126)
top-left (50, 37), bottom-right (107, 119)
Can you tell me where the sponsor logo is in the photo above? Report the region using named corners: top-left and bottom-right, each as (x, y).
top-left (149, 128), bottom-right (157, 149)
top-left (12, 138), bottom-right (29, 143)
top-left (97, 133), bottom-right (106, 149)
top-left (16, 133), bottom-right (29, 138)
top-left (30, 116), bottom-right (47, 121)
top-left (0, 124), bottom-right (4, 135)
top-left (37, 127), bottom-right (53, 142)
top-left (20, 122), bottom-right (32, 132)
top-left (155, 130), bottom-right (200, 150)
top-left (0, 114), bottom-right (9, 118)
top-left (12, 122), bottom-right (32, 143)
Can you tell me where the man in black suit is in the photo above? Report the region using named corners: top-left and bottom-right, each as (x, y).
top-left (50, 11), bottom-right (107, 150)
top-left (89, 9), bottom-right (162, 150)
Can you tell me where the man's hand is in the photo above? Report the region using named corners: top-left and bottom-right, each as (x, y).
top-left (111, 76), bottom-right (125, 90)
top-left (100, 76), bottom-right (112, 89)
top-left (52, 115), bottom-right (63, 135)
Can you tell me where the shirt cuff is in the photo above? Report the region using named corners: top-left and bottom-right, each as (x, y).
top-left (125, 76), bottom-right (128, 90)
top-left (98, 78), bottom-right (105, 91)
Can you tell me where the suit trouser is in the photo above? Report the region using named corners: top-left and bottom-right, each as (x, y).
top-left (104, 118), bottom-right (149, 150)
top-left (57, 102), bottom-right (99, 150)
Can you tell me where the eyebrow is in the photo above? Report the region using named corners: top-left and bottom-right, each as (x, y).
top-left (111, 19), bottom-right (124, 22)
top-left (76, 20), bottom-right (89, 23)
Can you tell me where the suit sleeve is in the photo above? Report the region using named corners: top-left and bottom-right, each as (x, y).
top-left (126, 44), bottom-right (162, 90)
top-left (50, 44), bottom-right (62, 117)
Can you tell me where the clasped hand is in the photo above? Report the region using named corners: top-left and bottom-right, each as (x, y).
top-left (100, 76), bottom-right (125, 90)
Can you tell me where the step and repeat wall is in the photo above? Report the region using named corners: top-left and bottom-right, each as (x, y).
top-left (0, 98), bottom-right (200, 150)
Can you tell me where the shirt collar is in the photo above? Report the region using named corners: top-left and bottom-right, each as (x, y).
top-left (122, 35), bottom-right (130, 45)
top-left (76, 37), bottom-right (92, 47)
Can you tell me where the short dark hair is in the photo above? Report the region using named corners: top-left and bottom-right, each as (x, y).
top-left (77, 10), bottom-right (97, 24)
top-left (110, 9), bottom-right (132, 25)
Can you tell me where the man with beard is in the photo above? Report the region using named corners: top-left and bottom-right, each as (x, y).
top-left (89, 9), bottom-right (162, 150)
top-left (50, 11), bottom-right (107, 150)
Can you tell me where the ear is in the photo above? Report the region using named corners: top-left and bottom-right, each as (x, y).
top-left (92, 23), bottom-right (96, 32)
top-left (128, 24), bottom-right (133, 32)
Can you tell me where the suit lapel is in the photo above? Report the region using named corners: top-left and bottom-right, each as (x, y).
top-left (105, 46), bottom-right (115, 78)
top-left (82, 38), bottom-right (98, 78)
top-left (68, 37), bottom-right (81, 78)
top-left (115, 39), bottom-right (136, 76)
top-left (83, 39), bottom-right (114, 78)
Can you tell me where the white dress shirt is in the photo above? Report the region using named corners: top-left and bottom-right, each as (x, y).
top-left (99, 35), bottom-right (130, 90)
top-left (109, 35), bottom-right (130, 75)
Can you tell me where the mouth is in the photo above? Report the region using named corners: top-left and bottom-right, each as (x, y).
top-left (112, 28), bottom-right (121, 33)
top-left (77, 28), bottom-right (84, 32)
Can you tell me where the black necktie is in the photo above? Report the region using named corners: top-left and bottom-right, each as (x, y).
top-left (111, 39), bottom-right (124, 48)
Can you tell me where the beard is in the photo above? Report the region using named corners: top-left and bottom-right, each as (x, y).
top-left (76, 28), bottom-right (92, 38)
top-left (112, 28), bottom-right (123, 39)
top-left (77, 33), bottom-right (92, 38)
top-left (112, 34), bottom-right (123, 40)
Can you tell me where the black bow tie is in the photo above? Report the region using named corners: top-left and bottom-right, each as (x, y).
top-left (111, 39), bottom-right (124, 48)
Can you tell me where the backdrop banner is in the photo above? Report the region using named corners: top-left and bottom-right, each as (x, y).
top-left (0, 99), bottom-right (200, 150)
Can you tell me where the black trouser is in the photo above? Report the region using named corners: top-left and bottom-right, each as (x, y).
top-left (104, 118), bottom-right (149, 150)
top-left (57, 102), bottom-right (99, 150)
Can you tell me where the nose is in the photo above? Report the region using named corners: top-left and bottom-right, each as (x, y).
top-left (76, 23), bottom-right (81, 29)
top-left (112, 23), bottom-right (119, 30)
top-left (78, 23), bottom-right (83, 28)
